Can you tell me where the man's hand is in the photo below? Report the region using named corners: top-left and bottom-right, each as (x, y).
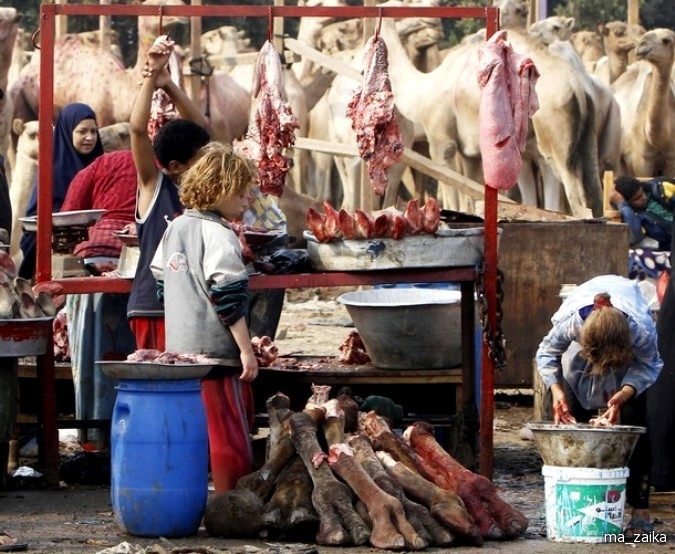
top-left (609, 189), bottom-right (626, 208)
top-left (551, 383), bottom-right (576, 424)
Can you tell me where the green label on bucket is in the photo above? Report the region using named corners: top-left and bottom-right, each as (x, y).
top-left (553, 482), bottom-right (626, 537)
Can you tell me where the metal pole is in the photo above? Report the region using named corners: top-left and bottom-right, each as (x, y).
top-left (189, 0), bottom-right (202, 103)
top-left (479, 5), bottom-right (500, 482)
top-left (99, 0), bottom-right (111, 52)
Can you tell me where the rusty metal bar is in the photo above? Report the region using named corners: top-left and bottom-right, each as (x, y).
top-left (479, 7), bottom-right (501, 481)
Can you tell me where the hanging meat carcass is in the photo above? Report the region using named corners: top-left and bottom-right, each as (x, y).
top-left (346, 34), bottom-right (405, 196)
top-left (146, 35), bottom-right (184, 142)
top-left (234, 40), bottom-right (300, 196)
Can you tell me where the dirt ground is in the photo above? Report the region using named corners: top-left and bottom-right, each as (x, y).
top-left (2, 289), bottom-right (675, 553)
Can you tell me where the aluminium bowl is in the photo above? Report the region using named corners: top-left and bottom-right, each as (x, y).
top-left (527, 422), bottom-right (646, 468)
top-left (337, 288), bottom-right (463, 369)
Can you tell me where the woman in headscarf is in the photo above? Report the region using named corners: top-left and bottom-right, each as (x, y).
top-left (18, 102), bottom-right (105, 280)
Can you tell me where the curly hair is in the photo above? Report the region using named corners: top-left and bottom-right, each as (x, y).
top-left (178, 142), bottom-right (257, 211)
top-left (579, 293), bottom-right (634, 375)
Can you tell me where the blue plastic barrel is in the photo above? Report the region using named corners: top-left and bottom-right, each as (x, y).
top-left (111, 379), bottom-right (208, 537)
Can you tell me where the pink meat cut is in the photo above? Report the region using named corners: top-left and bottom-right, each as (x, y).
top-left (346, 35), bottom-right (404, 196)
top-left (234, 40), bottom-right (300, 197)
top-left (477, 30), bottom-right (539, 190)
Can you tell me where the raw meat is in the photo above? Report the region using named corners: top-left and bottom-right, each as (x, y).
top-left (477, 31), bottom-right (539, 190)
top-left (338, 331), bottom-right (371, 365)
top-left (346, 35), bottom-right (405, 196)
top-left (146, 35), bottom-right (183, 142)
top-left (251, 335), bottom-right (279, 367)
top-left (234, 41), bottom-right (300, 196)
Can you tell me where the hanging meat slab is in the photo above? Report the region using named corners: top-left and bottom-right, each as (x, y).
top-left (346, 34), bottom-right (405, 196)
top-left (234, 40), bottom-right (300, 197)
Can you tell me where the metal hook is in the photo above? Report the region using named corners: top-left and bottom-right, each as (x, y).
top-left (375, 7), bottom-right (383, 40)
top-left (31, 27), bottom-right (40, 50)
top-left (158, 5), bottom-right (164, 36)
top-left (267, 6), bottom-right (273, 43)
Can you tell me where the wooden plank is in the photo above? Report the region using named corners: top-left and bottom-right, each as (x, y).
top-left (284, 37), bottom-right (362, 81)
top-left (296, 137), bottom-right (523, 206)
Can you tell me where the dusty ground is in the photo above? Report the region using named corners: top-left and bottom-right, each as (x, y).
top-left (2, 289), bottom-right (675, 553)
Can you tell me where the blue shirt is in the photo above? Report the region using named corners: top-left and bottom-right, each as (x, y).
top-left (536, 275), bottom-right (662, 409)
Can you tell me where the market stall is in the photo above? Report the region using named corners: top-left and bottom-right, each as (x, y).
top-left (28, 2), bottom-right (501, 489)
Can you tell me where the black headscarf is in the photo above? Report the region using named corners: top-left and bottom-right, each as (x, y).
top-left (19, 103), bottom-right (104, 279)
top-left (25, 103), bottom-right (105, 216)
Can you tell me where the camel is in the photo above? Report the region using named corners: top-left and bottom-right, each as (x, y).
top-left (528, 16), bottom-right (575, 45)
top-left (593, 21), bottom-right (643, 86)
top-left (7, 27), bottom-right (30, 88)
top-left (9, 0), bottom-right (190, 129)
top-left (8, 118), bottom-right (37, 264)
top-left (9, 0), bottom-right (249, 147)
top-left (0, 8), bottom-right (21, 174)
top-left (494, 0), bottom-right (528, 32)
top-left (547, 41), bottom-right (622, 175)
top-left (570, 30), bottom-right (604, 72)
top-left (611, 28), bottom-right (675, 177)
top-left (526, 17), bottom-right (621, 176)
top-left (356, 18), bottom-right (601, 216)
top-left (299, 0), bottom-right (447, 208)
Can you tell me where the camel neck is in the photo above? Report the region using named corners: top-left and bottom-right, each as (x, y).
top-left (607, 51), bottom-right (629, 83)
top-left (645, 61), bottom-right (674, 145)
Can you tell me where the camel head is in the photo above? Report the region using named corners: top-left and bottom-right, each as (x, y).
top-left (598, 21), bottom-right (638, 55)
top-left (493, 0), bottom-right (529, 31)
top-left (12, 118), bottom-right (38, 160)
top-left (0, 8), bottom-right (20, 42)
top-left (570, 30), bottom-right (604, 62)
top-left (201, 26), bottom-right (244, 59)
top-left (635, 28), bottom-right (675, 67)
top-left (528, 16), bottom-right (575, 46)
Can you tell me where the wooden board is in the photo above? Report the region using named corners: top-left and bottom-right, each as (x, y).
top-left (496, 220), bottom-right (630, 387)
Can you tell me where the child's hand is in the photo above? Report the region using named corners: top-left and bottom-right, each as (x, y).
top-left (239, 350), bottom-right (259, 382)
top-left (551, 383), bottom-right (576, 424)
top-left (142, 35), bottom-right (175, 80)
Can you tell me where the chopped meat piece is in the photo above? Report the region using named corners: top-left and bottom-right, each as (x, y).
top-left (339, 209), bottom-right (357, 240)
top-left (339, 331), bottom-right (371, 365)
top-left (251, 335), bottom-right (279, 367)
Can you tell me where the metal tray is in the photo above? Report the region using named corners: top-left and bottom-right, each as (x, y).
top-left (19, 209), bottom-right (106, 232)
top-left (97, 360), bottom-right (214, 380)
top-left (304, 227), bottom-right (499, 271)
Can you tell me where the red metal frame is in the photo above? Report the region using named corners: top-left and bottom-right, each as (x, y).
top-left (34, 2), bottom-right (500, 484)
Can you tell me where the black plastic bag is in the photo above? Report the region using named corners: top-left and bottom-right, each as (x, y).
top-left (254, 249), bottom-right (312, 274)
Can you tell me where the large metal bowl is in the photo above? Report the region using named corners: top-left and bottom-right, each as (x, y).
top-left (98, 361), bottom-right (214, 380)
top-left (0, 317), bottom-right (55, 357)
top-left (527, 422), bottom-right (646, 468)
top-left (337, 288), bottom-right (463, 369)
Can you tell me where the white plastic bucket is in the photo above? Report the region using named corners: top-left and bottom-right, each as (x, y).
top-left (542, 465), bottom-right (629, 543)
